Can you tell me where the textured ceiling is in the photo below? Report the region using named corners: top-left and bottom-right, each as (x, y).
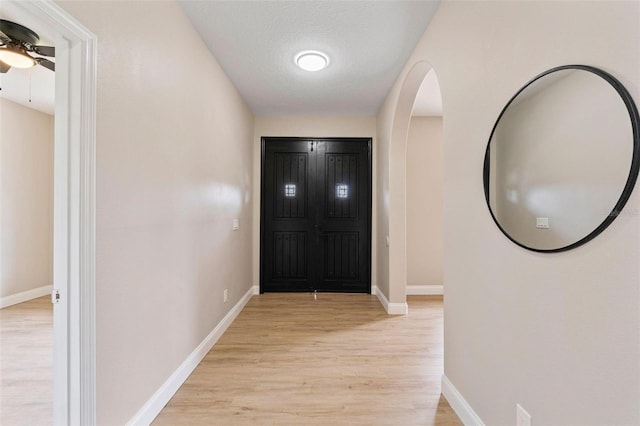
top-left (178, 1), bottom-right (440, 116)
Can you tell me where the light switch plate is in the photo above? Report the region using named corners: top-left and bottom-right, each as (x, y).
top-left (536, 217), bottom-right (549, 229)
top-left (232, 219), bottom-right (239, 230)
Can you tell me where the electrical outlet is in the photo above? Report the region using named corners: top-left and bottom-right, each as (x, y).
top-left (516, 404), bottom-right (531, 426)
top-left (224, 289), bottom-right (228, 303)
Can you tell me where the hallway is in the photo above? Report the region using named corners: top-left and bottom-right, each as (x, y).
top-left (153, 294), bottom-right (460, 425)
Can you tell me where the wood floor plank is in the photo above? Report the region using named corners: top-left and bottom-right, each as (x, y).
top-left (0, 296), bottom-right (53, 426)
top-left (0, 294), bottom-right (461, 425)
top-left (153, 293), bottom-right (461, 426)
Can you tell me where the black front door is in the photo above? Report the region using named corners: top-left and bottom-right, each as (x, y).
top-left (261, 137), bottom-right (371, 293)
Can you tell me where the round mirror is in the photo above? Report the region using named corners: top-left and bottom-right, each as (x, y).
top-left (484, 65), bottom-right (639, 252)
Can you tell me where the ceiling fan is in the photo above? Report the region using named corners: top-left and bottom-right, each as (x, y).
top-left (0, 19), bottom-right (55, 73)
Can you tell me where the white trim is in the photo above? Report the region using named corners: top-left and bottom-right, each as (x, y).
top-left (372, 285), bottom-right (408, 315)
top-left (127, 286), bottom-right (256, 426)
top-left (387, 302), bottom-right (408, 315)
top-left (0, 285), bottom-right (53, 309)
top-left (442, 374), bottom-right (485, 426)
top-left (406, 285), bottom-right (443, 295)
top-left (252, 285), bottom-right (260, 295)
top-left (6, 2), bottom-right (98, 424)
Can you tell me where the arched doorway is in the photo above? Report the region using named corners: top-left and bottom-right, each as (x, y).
top-left (387, 61), bottom-right (443, 308)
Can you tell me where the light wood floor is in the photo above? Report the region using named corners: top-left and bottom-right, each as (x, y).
top-left (0, 296), bottom-right (53, 426)
top-left (154, 293), bottom-right (461, 426)
top-left (0, 294), bottom-right (460, 425)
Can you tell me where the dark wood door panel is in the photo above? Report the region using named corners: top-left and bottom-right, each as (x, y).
top-left (324, 153), bottom-right (359, 219)
top-left (262, 140), bottom-right (315, 291)
top-left (324, 232), bottom-right (358, 280)
top-left (273, 231), bottom-right (307, 279)
top-left (273, 153), bottom-right (307, 219)
top-left (261, 137), bottom-right (371, 293)
top-left (315, 140), bottom-right (370, 292)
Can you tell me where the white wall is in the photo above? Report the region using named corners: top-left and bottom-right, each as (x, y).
top-left (252, 116), bottom-right (377, 290)
top-left (378, 1), bottom-right (639, 424)
top-left (57, 2), bottom-right (254, 424)
top-left (406, 116), bottom-right (442, 288)
top-left (0, 98), bottom-right (54, 300)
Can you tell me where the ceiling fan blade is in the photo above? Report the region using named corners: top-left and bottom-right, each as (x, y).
top-left (0, 61), bottom-right (11, 73)
top-left (32, 45), bottom-right (54, 57)
top-left (36, 57), bottom-right (55, 72)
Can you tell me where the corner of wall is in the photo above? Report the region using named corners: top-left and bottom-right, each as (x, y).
top-left (372, 285), bottom-right (408, 315)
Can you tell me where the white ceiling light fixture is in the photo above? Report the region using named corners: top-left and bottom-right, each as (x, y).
top-left (0, 46), bottom-right (36, 68)
top-left (295, 50), bottom-right (329, 72)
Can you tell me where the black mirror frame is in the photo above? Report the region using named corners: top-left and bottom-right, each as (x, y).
top-left (483, 65), bottom-right (640, 253)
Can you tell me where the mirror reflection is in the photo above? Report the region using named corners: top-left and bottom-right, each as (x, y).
top-left (484, 66), bottom-right (639, 252)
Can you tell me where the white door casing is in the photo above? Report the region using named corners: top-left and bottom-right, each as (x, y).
top-left (2, 1), bottom-right (97, 424)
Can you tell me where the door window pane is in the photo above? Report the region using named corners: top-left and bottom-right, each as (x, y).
top-left (285, 184), bottom-right (296, 197)
top-left (336, 184), bottom-right (349, 199)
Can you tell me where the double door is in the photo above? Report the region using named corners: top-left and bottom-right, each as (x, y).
top-left (261, 138), bottom-right (371, 293)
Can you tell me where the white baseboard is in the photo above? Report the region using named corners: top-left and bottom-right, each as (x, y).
top-left (127, 285), bottom-right (256, 426)
top-left (372, 285), bottom-right (408, 315)
top-left (442, 374), bottom-right (484, 426)
top-left (0, 285), bottom-right (52, 309)
top-left (252, 285), bottom-right (260, 295)
top-left (406, 285), bottom-right (443, 295)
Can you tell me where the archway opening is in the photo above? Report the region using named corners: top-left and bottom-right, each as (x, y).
top-left (387, 61), bottom-right (443, 308)
top-left (385, 59), bottom-right (452, 416)
top-left (406, 69), bottom-right (443, 297)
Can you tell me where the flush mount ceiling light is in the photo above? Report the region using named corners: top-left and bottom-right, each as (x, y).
top-left (295, 50), bottom-right (329, 72)
top-left (0, 46), bottom-right (35, 68)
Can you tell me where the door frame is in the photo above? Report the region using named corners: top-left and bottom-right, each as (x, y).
top-left (259, 137), bottom-right (372, 294)
top-left (4, 2), bottom-right (97, 424)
